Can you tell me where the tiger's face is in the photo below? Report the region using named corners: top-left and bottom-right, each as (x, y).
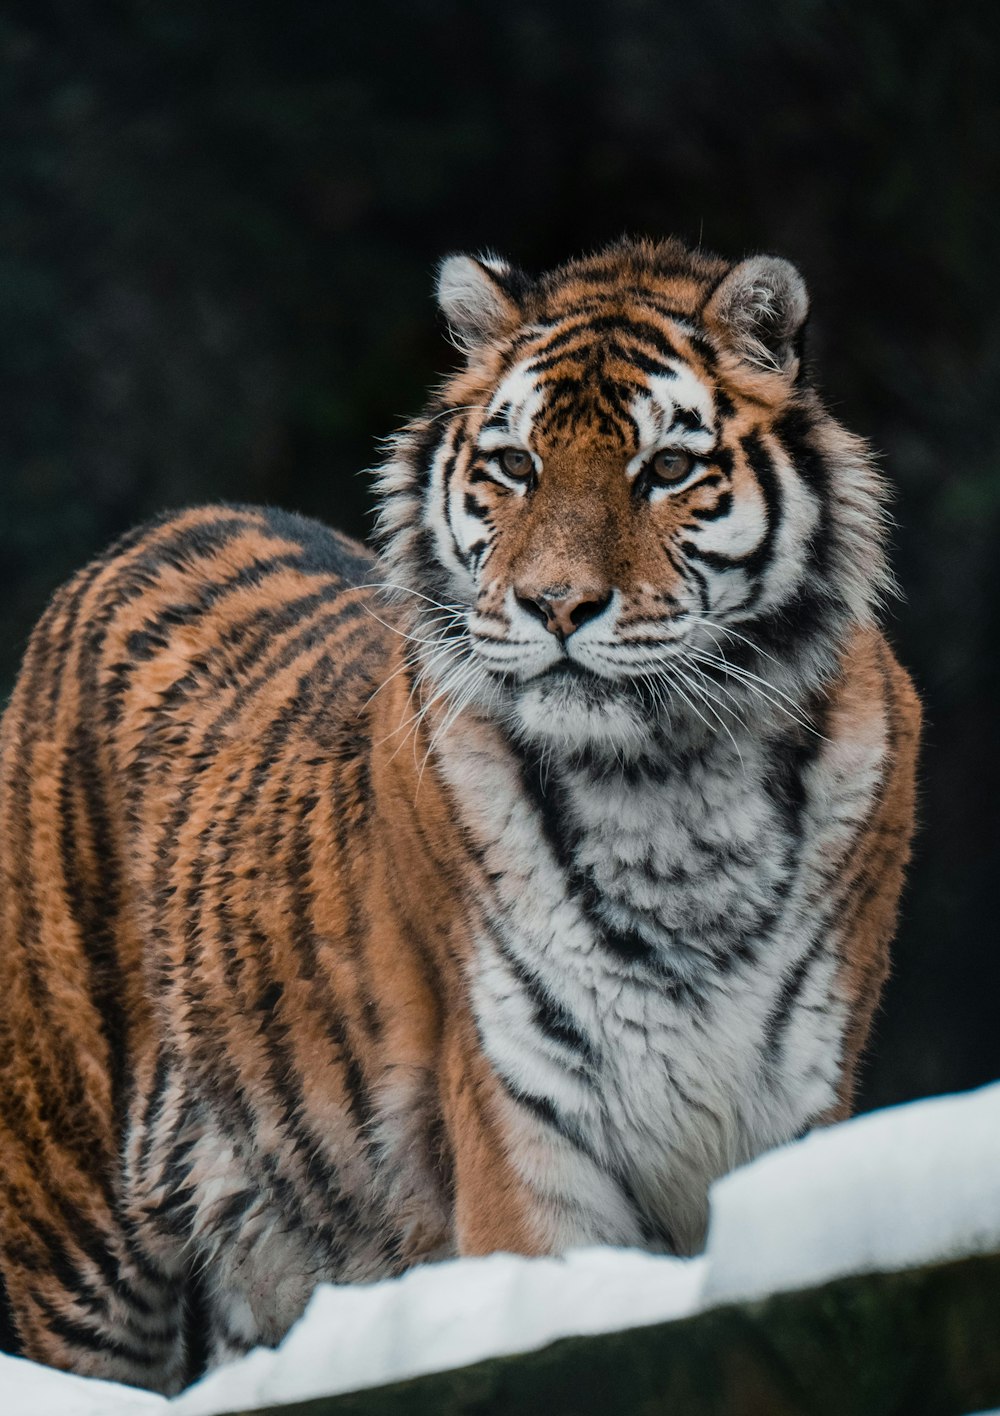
top-left (376, 239), bottom-right (889, 756)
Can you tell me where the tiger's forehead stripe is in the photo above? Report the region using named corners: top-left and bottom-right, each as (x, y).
top-left (460, 303), bottom-right (715, 462)
top-left (535, 266), bottom-right (719, 320)
top-left (512, 315), bottom-right (689, 389)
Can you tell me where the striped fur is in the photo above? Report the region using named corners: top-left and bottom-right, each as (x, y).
top-left (0, 238), bottom-right (920, 1391)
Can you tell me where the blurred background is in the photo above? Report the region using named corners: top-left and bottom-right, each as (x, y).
top-left (2, 0), bottom-right (997, 1112)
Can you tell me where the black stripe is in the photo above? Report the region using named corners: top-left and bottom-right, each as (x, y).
top-left (285, 787), bottom-right (322, 981)
top-left (0, 1270), bottom-right (21, 1356)
top-left (57, 714), bottom-right (130, 1144)
top-left (328, 734), bottom-right (383, 1047)
top-left (495, 931), bottom-right (596, 1067)
top-left (512, 741), bottom-right (664, 972)
top-left (101, 549), bottom-right (336, 720)
top-left (526, 345), bottom-right (591, 373)
top-left (773, 405), bottom-right (833, 581)
top-left (605, 339), bottom-right (677, 379)
top-left (595, 376), bottom-right (641, 444)
top-left (183, 1264), bottom-right (211, 1386)
top-left (43, 534), bottom-right (143, 715)
top-left (685, 332), bottom-right (719, 370)
top-left (763, 702), bottom-right (829, 844)
top-left (672, 406), bottom-right (707, 433)
top-left (178, 660), bottom-right (391, 1263)
top-left (138, 1049), bottom-right (173, 1162)
top-left (214, 1188), bottom-right (260, 1233)
top-left (481, 406), bottom-right (511, 432)
top-left (441, 446), bottom-right (476, 570)
top-left (89, 514), bottom-right (263, 632)
top-left (494, 1075), bottom-right (598, 1163)
top-left (513, 740), bottom-right (577, 874)
top-left (210, 581), bottom-right (356, 683)
top-left (689, 490), bottom-right (733, 522)
top-left (258, 507), bottom-right (374, 585)
top-left (763, 931), bottom-right (828, 1061)
top-left (22, 1210), bottom-right (157, 1324)
top-left (584, 907), bottom-right (659, 968)
top-left (463, 492), bottom-right (490, 522)
top-left (28, 1290), bottom-right (167, 1367)
top-left (741, 587), bottom-right (836, 669)
top-left (410, 421), bottom-right (448, 490)
top-left (682, 554), bottom-right (712, 612)
top-left (149, 597), bottom-right (370, 943)
top-left (773, 406), bottom-right (829, 498)
top-left (617, 1176), bottom-right (679, 1254)
top-left (680, 429), bottom-right (782, 589)
top-left (3, 596), bottom-right (109, 1158)
top-left (739, 430), bottom-right (784, 585)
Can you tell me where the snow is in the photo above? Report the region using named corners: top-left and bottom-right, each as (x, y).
top-left (702, 1080), bottom-right (1000, 1307)
top-left (0, 1354), bottom-right (164, 1416)
top-left (3, 1081), bottom-right (999, 1415)
top-left (0, 1251), bottom-right (703, 1415)
top-left (174, 1248), bottom-right (704, 1415)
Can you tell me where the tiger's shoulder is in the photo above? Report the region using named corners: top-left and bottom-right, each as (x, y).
top-left (810, 620), bottom-right (921, 1112)
top-left (826, 621), bottom-right (921, 760)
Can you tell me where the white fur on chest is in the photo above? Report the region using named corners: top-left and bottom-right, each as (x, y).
top-left (437, 716), bottom-right (878, 1252)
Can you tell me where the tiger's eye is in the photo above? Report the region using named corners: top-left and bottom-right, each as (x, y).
top-left (500, 448), bottom-right (533, 480)
top-left (649, 448), bottom-right (695, 485)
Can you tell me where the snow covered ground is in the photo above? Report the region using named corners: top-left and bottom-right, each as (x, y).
top-left (4, 1081), bottom-right (1000, 1416)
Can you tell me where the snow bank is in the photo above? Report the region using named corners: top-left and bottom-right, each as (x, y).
top-left (175, 1247), bottom-right (703, 1415)
top-left (0, 1353), bottom-right (164, 1416)
top-left (702, 1080), bottom-right (1000, 1306)
top-left (0, 1250), bottom-right (702, 1416)
top-left (3, 1081), bottom-right (999, 1415)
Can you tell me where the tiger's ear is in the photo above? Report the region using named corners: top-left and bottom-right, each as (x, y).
top-left (435, 254), bottom-right (525, 352)
top-left (703, 255), bottom-right (809, 376)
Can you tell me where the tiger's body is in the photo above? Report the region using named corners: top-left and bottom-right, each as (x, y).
top-left (0, 238), bottom-right (920, 1391)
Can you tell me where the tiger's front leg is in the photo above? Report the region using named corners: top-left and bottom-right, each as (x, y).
top-left (445, 1032), bottom-right (649, 1258)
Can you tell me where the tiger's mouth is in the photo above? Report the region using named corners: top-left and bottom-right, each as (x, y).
top-left (468, 636), bottom-right (650, 717)
top-left (523, 656), bottom-right (630, 708)
top-left (535, 660), bottom-right (593, 680)
top-left (507, 652), bottom-right (659, 754)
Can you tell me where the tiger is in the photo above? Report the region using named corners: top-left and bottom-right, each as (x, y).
top-left (0, 236), bottom-right (920, 1393)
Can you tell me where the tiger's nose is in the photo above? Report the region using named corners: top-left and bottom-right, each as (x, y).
top-left (514, 587), bottom-right (612, 639)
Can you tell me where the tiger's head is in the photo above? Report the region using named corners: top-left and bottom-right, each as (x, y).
top-left (374, 237), bottom-right (891, 757)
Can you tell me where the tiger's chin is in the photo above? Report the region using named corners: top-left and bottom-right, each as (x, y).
top-left (509, 669), bottom-right (656, 757)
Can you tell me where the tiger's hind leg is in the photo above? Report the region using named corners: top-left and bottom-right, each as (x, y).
top-left (0, 1044), bottom-right (195, 1390)
top-left (122, 1072), bottom-right (321, 1374)
top-left (140, 1115), bottom-right (397, 1370)
top-left (0, 1189), bottom-right (193, 1393)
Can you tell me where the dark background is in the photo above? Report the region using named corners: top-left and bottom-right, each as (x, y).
top-left (2, 0), bottom-right (998, 1112)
